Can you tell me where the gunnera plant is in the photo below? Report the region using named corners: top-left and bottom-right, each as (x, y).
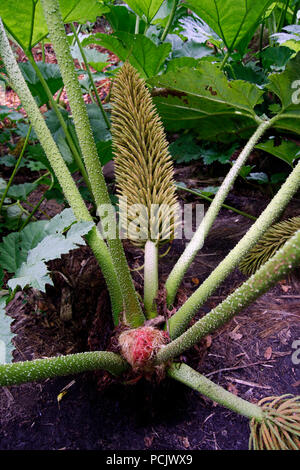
top-left (1, 0), bottom-right (300, 450)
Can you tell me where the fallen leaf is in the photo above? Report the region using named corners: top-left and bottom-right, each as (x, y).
top-left (264, 346), bottom-right (272, 360)
top-left (227, 382), bottom-right (238, 395)
top-left (229, 325), bottom-right (243, 341)
top-left (182, 436), bottom-right (190, 448)
top-left (205, 335), bottom-right (212, 348)
top-left (144, 435), bottom-right (154, 448)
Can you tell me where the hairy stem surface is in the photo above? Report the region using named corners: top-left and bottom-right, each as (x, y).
top-left (156, 228), bottom-right (300, 364)
top-left (165, 119), bottom-right (273, 308)
top-left (0, 351), bottom-right (128, 386)
top-left (0, 19), bottom-right (122, 318)
top-left (144, 240), bottom-right (158, 318)
top-left (168, 363), bottom-right (263, 421)
top-left (169, 157), bottom-right (300, 338)
top-left (41, 0), bottom-right (144, 326)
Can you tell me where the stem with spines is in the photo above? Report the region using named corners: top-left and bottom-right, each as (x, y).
top-left (168, 363), bottom-right (264, 421)
top-left (165, 118), bottom-right (274, 308)
top-left (168, 157), bottom-right (300, 339)
top-left (144, 240), bottom-right (158, 318)
top-left (0, 18), bottom-right (123, 319)
top-left (41, 0), bottom-right (144, 327)
top-left (156, 227), bottom-right (300, 364)
top-left (26, 51), bottom-right (92, 194)
top-left (0, 351), bottom-right (128, 386)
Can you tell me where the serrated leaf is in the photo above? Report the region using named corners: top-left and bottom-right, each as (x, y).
top-left (256, 139), bottom-right (300, 167)
top-left (83, 32), bottom-right (171, 78)
top-left (4, 182), bottom-right (37, 201)
top-left (149, 62), bottom-right (262, 135)
top-left (185, 0), bottom-right (273, 53)
top-left (125, 0), bottom-right (164, 23)
top-left (169, 134), bottom-right (202, 163)
top-left (0, 0), bottom-right (107, 51)
top-left (267, 52), bottom-right (300, 134)
top-left (105, 5), bottom-right (147, 34)
top-left (0, 296), bottom-right (15, 364)
top-left (44, 208), bottom-right (76, 234)
top-left (6, 216), bottom-right (94, 293)
top-left (70, 40), bottom-right (109, 70)
top-left (261, 46), bottom-right (294, 71)
top-left (177, 15), bottom-right (222, 46)
top-left (19, 62), bottom-right (63, 107)
top-left (8, 261), bottom-right (52, 292)
top-left (246, 172), bottom-right (269, 184)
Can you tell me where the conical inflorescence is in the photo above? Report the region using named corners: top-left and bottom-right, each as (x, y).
top-left (111, 62), bottom-right (179, 246)
top-left (249, 395), bottom-right (300, 450)
top-left (239, 216), bottom-right (300, 276)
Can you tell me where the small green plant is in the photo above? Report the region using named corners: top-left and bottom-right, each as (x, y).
top-left (0, 0), bottom-right (300, 450)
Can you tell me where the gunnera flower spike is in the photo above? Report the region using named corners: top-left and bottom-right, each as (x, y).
top-left (249, 394), bottom-right (300, 450)
top-left (240, 216), bottom-right (300, 276)
top-left (111, 62), bottom-right (179, 319)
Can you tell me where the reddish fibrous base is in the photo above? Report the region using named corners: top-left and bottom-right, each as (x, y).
top-left (118, 326), bottom-right (169, 369)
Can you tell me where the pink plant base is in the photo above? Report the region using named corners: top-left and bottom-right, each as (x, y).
top-left (118, 326), bottom-right (169, 369)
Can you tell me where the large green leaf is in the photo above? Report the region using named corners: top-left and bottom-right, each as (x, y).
top-left (0, 0), bottom-right (108, 51)
top-left (125, 0), bottom-right (164, 23)
top-left (256, 139), bottom-right (300, 167)
top-left (82, 32), bottom-right (171, 78)
top-left (268, 53), bottom-right (300, 134)
top-left (19, 62), bottom-right (63, 107)
top-left (185, 0), bottom-right (273, 52)
top-left (8, 221), bottom-right (94, 291)
top-left (0, 209), bottom-right (75, 273)
top-left (0, 182), bottom-right (37, 202)
top-left (1, 209), bottom-right (94, 292)
top-left (0, 296), bottom-right (15, 364)
top-left (149, 62), bottom-right (263, 134)
top-left (105, 5), bottom-right (147, 34)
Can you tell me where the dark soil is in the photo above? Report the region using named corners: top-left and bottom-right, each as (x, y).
top-left (0, 182), bottom-right (299, 451)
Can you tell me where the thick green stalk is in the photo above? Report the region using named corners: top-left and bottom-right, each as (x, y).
top-left (26, 51), bottom-right (92, 194)
top-left (0, 351), bottom-right (128, 386)
top-left (41, 0), bottom-right (144, 327)
top-left (144, 240), bottom-right (158, 319)
top-left (160, 0), bottom-right (179, 41)
top-left (165, 119), bottom-right (272, 307)
top-left (69, 23), bottom-right (110, 130)
top-left (168, 363), bottom-right (263, 421)
top-left (168, 157), bottom-right (300, 339)
top-left (156, 228), bottom-right (300, 364)
top-left (0, 125), bottom-right (32, 214)
top-left (0, 19), bottom-right (122, 318)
